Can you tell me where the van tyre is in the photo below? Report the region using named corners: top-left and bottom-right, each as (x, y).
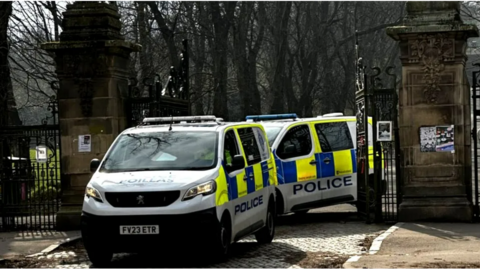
top-left (85, 245), bottom-right (113, 267)
top-left (211, 213), bottom-right (231, 261)
top-left (255, 199), bottom-right (275, 244)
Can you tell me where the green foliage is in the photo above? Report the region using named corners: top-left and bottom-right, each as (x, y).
top-left (7, 149), bottom-right (62, 203)
top-left (28, 149), bottom-right (61, 202)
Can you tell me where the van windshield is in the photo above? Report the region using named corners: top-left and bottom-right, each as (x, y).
top-left (264, 126), bottom-right (282, 146)
top-left (100, 131), bottom-right (218, 172)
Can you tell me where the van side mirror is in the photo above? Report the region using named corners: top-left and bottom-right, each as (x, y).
top-left (229, 155), bottom-right (245, 172)
top-left (90, 158), bottom-right (100, 173)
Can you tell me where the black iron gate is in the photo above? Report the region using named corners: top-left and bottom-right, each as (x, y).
top-left (355, 56), bottom-right (372, 223)
top-left (371, 68), bottom-right (401, 224)
top-left (126, 39), bottom-right (190, 127)
top-left (355, 37), bottom-right (401, 224)
top-left (471, 65), bottom-right (480, 220)
top-left (0, 96), bottom-right (62, 231)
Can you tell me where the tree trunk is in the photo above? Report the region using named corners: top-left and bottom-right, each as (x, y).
top-left (233, 2), bottom-right (265, 117)
top-left (210, 1), bottom-right (236, 120)
top-left (135, 2), bottom-right (154, 83)
top-left (211, 27), bottom-right (230, 119)
top-left (269, 2), bottom-right (292, 114)
top-left (185, 2), bottom-right (207, 115)
top-left (145, 1), bottom-right (179, 69)
top-left (0, 1), bottom-right (18, 126)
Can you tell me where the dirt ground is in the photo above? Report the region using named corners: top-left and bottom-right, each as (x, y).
top-left (358, 233), bottom-right (376, 251)
top-left (0, 239), bottom-right (348, 269)
top-left (0, 239), bottom-right (87, 268)
top-left (411, 262), bottom-right (480, 269)
top-left (0, 257), bottom-right (60, 268)
top-left (284, 251), bottom-right (350, 268)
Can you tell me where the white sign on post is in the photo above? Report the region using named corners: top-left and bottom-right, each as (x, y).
top-left (36, 145), bottom-right (48, 163)
top-left (79, 134), bottom-right (92, 152)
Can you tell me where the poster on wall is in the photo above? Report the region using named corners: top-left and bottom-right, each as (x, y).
top-left (435, 125), bottom-right (454, 152)
top-left (377, 121), bottom-right (393, 142)
top-left (79, 134), bottom-right (92, 152)
top-left (419, 125), bottom-right (454, 153)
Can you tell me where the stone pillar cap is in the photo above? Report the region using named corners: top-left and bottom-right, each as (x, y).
top-left (404, 2), bottom-right (460, 25)
top-left (387, 1), bottom-right (479, 40)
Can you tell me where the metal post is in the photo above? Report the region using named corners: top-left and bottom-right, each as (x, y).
top-left (472, 69), bottom-right (479, 219)
top-left (364, 70), bottom-right (371, 224)
top-left (181, 39), bottom-right (189, 101)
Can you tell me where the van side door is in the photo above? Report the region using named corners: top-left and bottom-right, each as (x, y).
top-left (236, 126), bottom-right (269, 229)
top-left (313, 121), bottom-right (357, 203)
top-left (222, 128), bottom-right (250, 235)
top-left (275, 124), bottom-right (319, 212)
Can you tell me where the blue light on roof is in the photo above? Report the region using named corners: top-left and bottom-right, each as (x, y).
top-left (245, 113), bottom-right (298, 121)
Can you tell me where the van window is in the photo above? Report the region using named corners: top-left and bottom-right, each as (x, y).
top-left (315, 122), bottom-right (354, 152)
top-left (237, 127), bottom-right (262, 166)
top-left (277, 125), bottom-right (312, 159)
top-left (252, 127), bottom-right (270, 161)
top-left (224, 130), bottom-right (240, 167)
top-left (263, 126), bottom-right (282, 146)
top-left (100, 131), bottom-right (218, 172)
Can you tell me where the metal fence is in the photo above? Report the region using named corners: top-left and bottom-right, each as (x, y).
top-left (354, 37), bottom-right (401, 224)
top-left (471, 67), bottom-right (480, 221)
top-left (126, 39), bottom-right (191, 128)
top-left (0, 98), bottom-right (61, 231)
top-left (126, 76), bottom-right (190, 128)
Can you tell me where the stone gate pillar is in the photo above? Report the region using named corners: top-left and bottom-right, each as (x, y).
top-left (42, 2), bottom-right (140, 230)
top-left (387, 2), bottom-right (479, 221)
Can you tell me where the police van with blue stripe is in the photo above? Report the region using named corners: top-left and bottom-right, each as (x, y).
top-left (247, 113), bottom-right (382, 216)
top-left (81, 116), bottom-right (277, 265)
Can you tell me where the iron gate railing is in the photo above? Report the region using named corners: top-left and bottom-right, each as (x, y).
top-left (126, 75), bottom-right (190, 128)
top-left (471, 65), bottom-right (480, 220)
top-left (0, 97), bottom-right (62, 231)
top-left (355, 55), bottom-right (371, 223)
top-left (126, 39), bottom-right (190, 128)
top-left (370, 68), bottom-right (401, 224)
top-left (355, 34), bottom-right (401, 224)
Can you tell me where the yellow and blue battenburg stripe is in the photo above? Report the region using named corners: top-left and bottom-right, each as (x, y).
top-left (274, 149), bottom-right (358, 184)
top-left (217, 160), bottom-right (272, 202)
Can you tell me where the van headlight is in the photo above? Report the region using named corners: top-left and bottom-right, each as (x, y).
top-left (183, 181), bottom-right (216, 201)
top-left (85, 186), bottom-right (103, 202)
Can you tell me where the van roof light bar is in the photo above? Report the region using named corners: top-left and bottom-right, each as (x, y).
top-left (245, 113), bottom-right (298, 122)
top-left (142, 115), bottom-right (218, 124)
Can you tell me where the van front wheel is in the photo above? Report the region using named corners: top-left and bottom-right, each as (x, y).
top-left (85, 245), bottom-right (113, 267)
top-left (211, 213), bottom-right (231, 261)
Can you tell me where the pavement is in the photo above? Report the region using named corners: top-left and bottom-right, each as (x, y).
top-left (0, 204), bottom-right (390, 268)
top-left (344, 222), bottom-right (480, 269)
top-left (0, 230), bottom-right (81, 259)
top-left (7, 206), bottom-right (480, 269)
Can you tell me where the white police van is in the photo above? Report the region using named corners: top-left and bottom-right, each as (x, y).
top-left (81, 116), bottom-right (277, 265)
top-left (246, 113), bottom-right (382, 216)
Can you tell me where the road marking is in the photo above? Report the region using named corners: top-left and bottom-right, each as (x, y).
top-left (25, 236), bottom-right (82, 258)
top-left (346, 255), bottom-right (361, 262)
top-left (369, 222), bottom-right (404, 254)
top-left (342, 222), bottom-right (404, 268)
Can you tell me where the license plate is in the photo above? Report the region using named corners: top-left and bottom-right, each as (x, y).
top-left (119, 225), bottom-right (159, 235)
